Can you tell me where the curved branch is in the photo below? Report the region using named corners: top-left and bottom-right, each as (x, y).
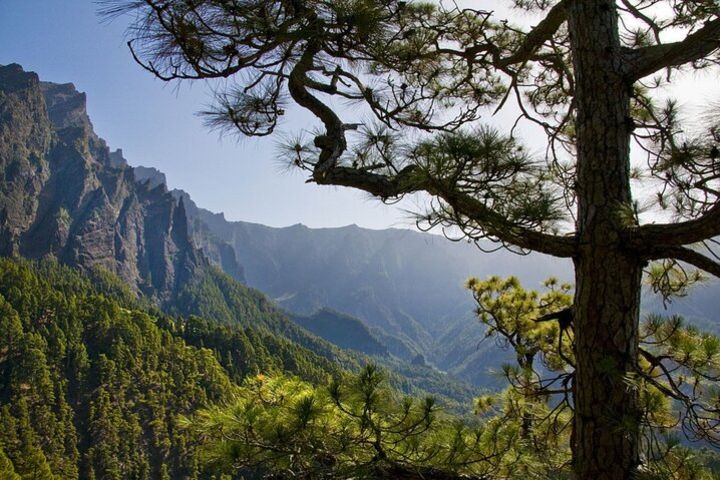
top-left (644, 245), bottom-right (720, 279)
top-left (628, 203), bottom-right (720, 248)
top-left (497, 0), bottom-right (571, 68)
top-left (287, 41), bottom-right (347, 175)
top-left (317, 166), bottom-right (578, 257)
top-left (624, 17), bottom-right (720, 81)
top-left (425, 180), bottom-right (577, 257)
top-left (279, 3), bottom-right (578, 259)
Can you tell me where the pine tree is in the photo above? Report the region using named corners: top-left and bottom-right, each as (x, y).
top-left (191, 366), bottom-right (510, 479)
top-left (0, 444), bottom-right (20, 480)
top-left (10, 400), bottom-right (55, 480)
top-left (0, 296), bottom-right (23, 364)
top-left (107, 2), bottom-right (720, 478)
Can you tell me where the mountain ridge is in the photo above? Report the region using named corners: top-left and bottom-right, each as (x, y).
top-left (0, 63), bottom-right (204, 303)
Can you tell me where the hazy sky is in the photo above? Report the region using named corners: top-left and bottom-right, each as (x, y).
top-left (0, 0), bottom-right (409, 229)
top-left (1, 1), bottom-right (714, 229)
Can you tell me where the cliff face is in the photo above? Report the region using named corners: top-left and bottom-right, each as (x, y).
top-left (0, 64), bottom-right (52, 255)
top-left (0, 64), bottom-right (204, 302)
top-left (169, 189), bottom-right (246, 283)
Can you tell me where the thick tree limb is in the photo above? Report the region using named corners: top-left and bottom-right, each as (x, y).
top-left (624, 17), bottom-right (720, 81)
top-left (316, 166), bottom-right (578, 257)
top-left (424, 180), bottom-right (578, 257)
top-left (535, 307), bottom-right (573, 328)
top-left (644, 245), bottom-right (720, 279)
top-left (288, 41), bottom-right (347, 175)
top-left (627, 203), bottom-right (720, 248)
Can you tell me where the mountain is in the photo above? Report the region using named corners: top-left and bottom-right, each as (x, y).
top-left (0, 63), bottom-right (204, 303)
top-left (171, 189), bottom-right (571, 384)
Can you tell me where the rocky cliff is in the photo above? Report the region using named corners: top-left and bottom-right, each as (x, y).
top-left (0, 63), bottom-right (205, 302)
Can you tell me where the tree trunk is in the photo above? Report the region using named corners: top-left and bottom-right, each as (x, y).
top-left (568, 2), bottom-right (643, 479)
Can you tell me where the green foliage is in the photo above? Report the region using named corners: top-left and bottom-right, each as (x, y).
top-left (178, 314), bottom-right (344, 385)
top-left (0, 257), bottom-right (371, 479)
top-left (466, 275), bottom-right (720, 478)
top-left (0, 444), bottom-right (20, 480)
top-left (3, 249), bottom-right (719, 479)
top-left (190, 364), bottom-right (562, 480)
top-left (0, 257), bottom-right (238, 479)
top-left (0, 256), bottom-right (481, 479)
top-left (174, 266), bottom-right (360, 373)
top-left (646, 260), bottom-right (706, 306)
top-left (467, 275), bottom-right (573, 371)
top-left (412, 128), bottom-right (565, 231)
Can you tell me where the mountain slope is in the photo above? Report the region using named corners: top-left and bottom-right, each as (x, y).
top-left (291, 308), bottom-right (389, 357)
top-left (172, 190), bottom-right (570, 384)
top-left (0, 63), bottom-right (203, 303)
top-left (0, 256), bottom-right (367, 479)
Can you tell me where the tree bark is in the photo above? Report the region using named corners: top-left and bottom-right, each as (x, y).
top-left (568, 1), bottom-right (643, 479)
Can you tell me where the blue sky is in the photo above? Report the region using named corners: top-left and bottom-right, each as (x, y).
top-left (0, 0), bottom-right (406, 228)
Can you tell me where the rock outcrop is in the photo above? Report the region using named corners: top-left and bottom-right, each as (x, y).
top-left (0, 63), bottom-right (205, 302)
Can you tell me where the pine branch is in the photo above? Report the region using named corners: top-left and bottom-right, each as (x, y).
top-left (285, 32), bottom-right (578, 258)
top-left (314, 165), bottom-right (578, 257)
top-left (497, 0), bottom-right (571, 68)
top-left (628, 203), bottom-right (720, 251)
top-left (644, 245), bottom-right (720, 279)
top-left (624, 17), bottom-right (720, 81)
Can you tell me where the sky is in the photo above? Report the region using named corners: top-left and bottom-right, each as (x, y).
top-left (0, 0), bottom-right (406, 229)
top-left (0, 1), bottom-right (715, 230)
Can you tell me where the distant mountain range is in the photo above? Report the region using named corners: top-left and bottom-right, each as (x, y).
top-left (137, 171), bottom-right (572, 384)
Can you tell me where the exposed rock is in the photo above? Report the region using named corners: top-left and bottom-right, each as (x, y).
top-left (171, 189), bottom-right (245, 283)
top-left (133, 164), bottom-right (166, 189)
top-left (0, 64), bottom-right (205, 303)
top-left (108, 148), bottom-right (128, 168)
top-left (0, 64), bottom-right (52, 255)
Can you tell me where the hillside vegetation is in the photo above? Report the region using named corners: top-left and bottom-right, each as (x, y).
top-left (0, 258), bottom-right (358, 478)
